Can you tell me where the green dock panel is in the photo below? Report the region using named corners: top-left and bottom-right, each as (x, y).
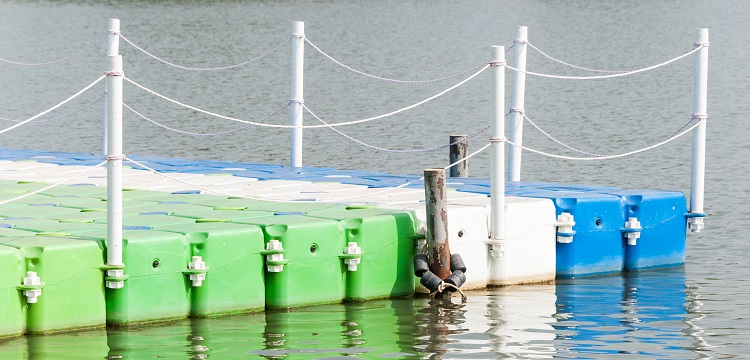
top-left (4, 218), bottom-right (105, 235)
top-left (0, 227), bottom-right (37, 238)
top-left (0, 180), bottom-right (49, 194)
top-left (120, 213), bottom-right (197, 228)
top-left (0, 236), bottom-right (106, 334)
top-left (158, 222), bottom-right (267, 316)
top-left (169, 208), bottom-right (274, 222)
top-left (39, 185), bottom-right (107, 198)
top-left (0, 245), bottom-right (24, 339)
top-left (73, 229), bottom-right (191, 326)
top-left (235, 215), bottom-right (346, 309)
top-left (192, 197), bottom-right (349, 213)
top-left (143, 201), bottom-right (214, 216)
top-left (0, 204), bottom-right (86, 220)
top-left (307, 208), bottom-right (418, 301)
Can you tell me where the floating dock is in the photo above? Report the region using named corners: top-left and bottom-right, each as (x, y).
top-left (0, 148), bottom-right (687, 337)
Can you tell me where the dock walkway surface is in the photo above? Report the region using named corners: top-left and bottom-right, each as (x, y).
top-left (0, 148), bottom-right (686, 336)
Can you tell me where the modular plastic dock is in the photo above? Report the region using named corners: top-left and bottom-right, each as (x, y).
top-left (0, 149), bottom-right (688, 337)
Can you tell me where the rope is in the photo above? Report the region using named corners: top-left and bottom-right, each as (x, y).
top-left (429, 282), bottom-right (467, 303)
top-left (0, 35), bottom-right (106, 66)
top-left (324, 140), bottom-right (493, 203)
top-left (124, 65), bottom-right (488, 129)
top-left (304, 104), bottom-right (489, 153)
top-left (124, 101), bottom-right (290, 136)
top-left (305, 38), bottom-right (488, 84)
top-left (526, 42), bottom-right (628, 74)
top-left (0, 92), bottom-right (106, 124)
top-left (522, 113), bottom-right (603, 157)
top-left (443, 142), bottom-right (491, 171)
top-left (0, 160), bottom-right (108, 206)
top-left (505, 45), bottom-right (703, 80)
top-left (0, 75), bottom-right (105, 135)
top-left (118, 34), bottom-right (291, 71)
top-left (505, 118), bottom-right (704, 161)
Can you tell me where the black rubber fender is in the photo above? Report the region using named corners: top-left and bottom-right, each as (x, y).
top-left (413, 254), bottom-right (429, 277)
top-left (450, 253), bottom-right (467, 273)
top-left (444, 270), bottom-right (466, 291)
top-left (419, 270), bottom-right (442, 293)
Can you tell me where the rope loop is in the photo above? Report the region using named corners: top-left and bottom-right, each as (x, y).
top-left (694, 42), bottom-right (710, 48)
top-left (290, 98), bottom-right (304, 104)
top-left (291, 34), bottom-right (304, 39)
top-left (488, 60), bottom-right (506, 67)
top-left (489, 137), bottom-right (506, 143)
top-left (428, 282), bottom-right (468, 303)
top-left (119, 33), bottom-right (290, 71)
top-left (108, 30), bottom-right (120, 35)
top-left (510, 108), bottom-right (525, 114)
top-left (105, 155), bottom-right (125, 161)
top-left (692, 114), bottom-right (708, 120)
top-left (105, 71), bottom-right (124, 77)
top-left (513, 39), bottom-right (528, 45)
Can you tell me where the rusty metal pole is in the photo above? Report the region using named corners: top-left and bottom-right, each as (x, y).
top-left (449, 135), bottom-right (468, 178)
top-left (424, 168), bottom-right (451, 280)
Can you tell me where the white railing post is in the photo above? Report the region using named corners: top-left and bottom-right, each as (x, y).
top-left (102, 19), bottom-right (120, 155)
top-left (290, 21), bottom-right (305, 168)
top-left (488, 46), bottom-right (506, 257)
top-left (105, 19), bottom-right (125, 289)
top-left (508, 26), bottom-right (527, 182)
top-left (689, 28), bottom-right (709, 233)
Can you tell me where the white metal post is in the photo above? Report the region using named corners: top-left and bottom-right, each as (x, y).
top-left (105, 19), bottom-right (124, 288)
top-left (290, 21), bottom-right (305, 168)
top-left (489, 46), bottom-right (506, 257)
top-left (102, 19), bottom-right (120, 155)
top-left (689, 28), bottom-right (709, 233)
top-left (508, 26), bottom-right (527, 182)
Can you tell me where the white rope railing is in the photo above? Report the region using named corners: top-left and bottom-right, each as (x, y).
top-left (124, 65), bottom-right (488, 129)
top-left (0, 92), bottom-right (106, 124)
top-left (520, 111), bottom-right (603, 157)
top-left (505, 45), bottom-right (703, 80)
top-left (505, 118), bottom-right (704, 161)
top-left (0, 75), bottom-right (105, 135)
top-left (525, 41), bottom-right (628, 74)
top-left (124, 101), bottom-right (291, 136)
top-left (323, 141), bottom-right (493, 203)
top-left (118, 33), bottom-right (291, 71)
top-left (522, 111), bottom-right (705, 157)
top-left (305, 37), bottom-right (488, 84)
top-left (0, 35), bottom-right (106, 66)
top-left (0, 160), bottom-right (108, 206)
top-left (303, 104), bottom-right (489, 153)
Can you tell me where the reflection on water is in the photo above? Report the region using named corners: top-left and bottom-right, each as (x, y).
top-left (552, 267), bottom-right (708, 359)
top-left (1, 268), bottom-right (706, 359)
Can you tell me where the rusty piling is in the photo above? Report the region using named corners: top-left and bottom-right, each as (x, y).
top-left (423, 168), bottom-right (451, 280)
top-left (449, 135), bottom-right (468, 178)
